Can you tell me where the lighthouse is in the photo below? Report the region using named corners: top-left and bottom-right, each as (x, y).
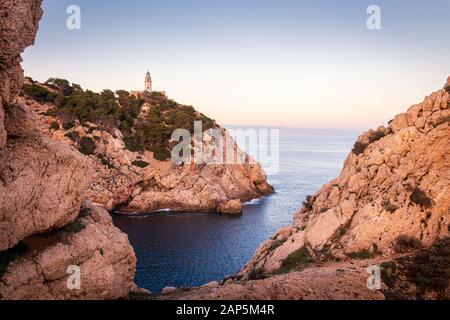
top-left (144, 70), bottom-right (152, 92)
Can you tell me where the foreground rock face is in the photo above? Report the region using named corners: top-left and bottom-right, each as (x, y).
top-left (0, 0), bottom-right (136, 300)
top-left (0, 202), bottom-right (136, 300)
top-left (0, 0), bottom-right (42, 150)
top-left (238, 80), bottom-right (450, 278)
top-left (26, 97), bottom-right (273, 214)
top-left (217, 199), bottom-right (242, 215)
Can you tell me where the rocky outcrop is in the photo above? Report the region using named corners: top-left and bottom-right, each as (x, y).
top-left (217, 199), bottom-right (242, 215)
top-left (238, 78), bottom-right (450, 278)
top-left (153, 258), bottom-right (385, 300)
top-left (0, 0), bottom-right (91, 252)
top-left (150, 238), bottom-right (449, 300)
top-left (0, 0), bottom-right (42, 150)
top-left (0, 201), bottom-right (136, 300)
top-left (0, 0), bottom-right (136, 299)
top-left (26, 97), bottom-right (273, 214)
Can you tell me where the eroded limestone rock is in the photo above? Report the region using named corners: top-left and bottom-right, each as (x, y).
top-left (239, 79), bottom-right (450, 279)
top-left (0, 202), bottom-right (136, 300)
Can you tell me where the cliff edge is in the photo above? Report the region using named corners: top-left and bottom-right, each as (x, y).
top-left (0, 0), bottom-right (136, 300)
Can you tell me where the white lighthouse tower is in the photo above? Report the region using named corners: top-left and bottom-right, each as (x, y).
top-left (144, 70), bottom-right (152, 92)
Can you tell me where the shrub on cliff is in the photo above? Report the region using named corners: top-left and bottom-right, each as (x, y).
top-left (367, 128), bottom-right (385, 144)
top-left (152, 146), bottom-right (171, 161)
top-left (382, 237), bottom-right (450, 299)
top-left (45, 78), bottom-right (82, 96)
top-left (21, 83), bottom-right (56, 103)
top-left (345, 249), bottom-right (376, 260)
top-left (65, 131), bottom-right (79, 142)
top-left (352, 129), bottom-right (386, 155)
top-left (248, 268), bottom-right (267, 280)
top-left (302, 195), bottom-right (315, 211)
top-left (64, 220), bottom-right (86, 233)
top-left (434, 115), bottom-right (450, 127)
top-left (97, 154), bottom-right (114, 169)
top-left (410, 187), bottom-right (432, 208)
top-left (0, 243), bottom-right (27, 280)
top-left (49, 121), bottom-right (60, 131)
top-left (23, 78), bottom-right (218, 162)
top-left (383, 200), bottom-right (399, 213)
top-left (78, 137), bottom-right (96, 155)
top-left (34, 79), bottom-right (143, 131)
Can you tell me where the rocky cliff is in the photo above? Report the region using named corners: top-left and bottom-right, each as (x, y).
top-left (22, 82), bottom-right (272, 214)
top-left (0, 0), bottom-right (136, 299)
top-left (239, 79), bottom-right (449, 277)
top-left (153, 79), bottom-right (450, 300)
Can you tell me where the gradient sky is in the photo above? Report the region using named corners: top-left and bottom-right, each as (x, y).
top-left (23, 0), bottom-right (450, 129)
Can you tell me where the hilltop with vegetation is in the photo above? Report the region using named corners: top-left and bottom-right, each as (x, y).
top-left (18, 77), bottom-right (272, 214)
top-left (21, 78), bottom-right (216, 160)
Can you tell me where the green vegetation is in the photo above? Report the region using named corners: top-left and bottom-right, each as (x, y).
top-left (410, 187), bottom-right (432, 208)
top-left (434, 115), bottom-right (450, 127)
top-left (352, 128), bottom-right (386, 155)
top-left (394, 235), bottom-right (422, 253)
top-left (345, 249), bottom-right (376, 260)
top-left (22, 78), bottom-right (217, 162)
top-left (382, 237), bottom-right (450, 299)
top-left (0, 243), bottom-right (27, 280)
top-left (97, 154), bottom-right (114, 169)
top-left (367, 129), bottom-right (385, 144)
top-left (21, 83), bottom-right (57, 103)
top-left (22, 80), bottom-right (143, 132)
top-left (153, 146), bottom-right (171, 161)
top-left (352, 141), bottom-right (367, 155)
top-left (302, 195), bottom-right (315, 211)
top-left (78, 136), bottom-right (96, 155)
top-left (124, 91), bottom-right (216, 160)
top-left (383, 200), bottom-right (399, 213)
top-left (131, 160), bottom-right (150, 168)
top-left (406, 238), bottom-right (450, 294)
top-left (65, 131), bottom-right (79, 142)
top-left (268, 239), bottom-right (284, 251)
top-left (63, 208), bottom-right (89, 234)
top-left (64, 219), bottom-right (86, 233)
top-left (277, 247), bottom-right (312, 274)
top-left (247, 268), bottom-right (267, 280)
top-left (127, 290), bottom-right (153, 300)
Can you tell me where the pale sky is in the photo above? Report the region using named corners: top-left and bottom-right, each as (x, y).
top-left (23, 0), bottom-right (450, 129)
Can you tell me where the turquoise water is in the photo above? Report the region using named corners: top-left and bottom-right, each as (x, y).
top-left (112, 128), bottom-right (358, 293)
